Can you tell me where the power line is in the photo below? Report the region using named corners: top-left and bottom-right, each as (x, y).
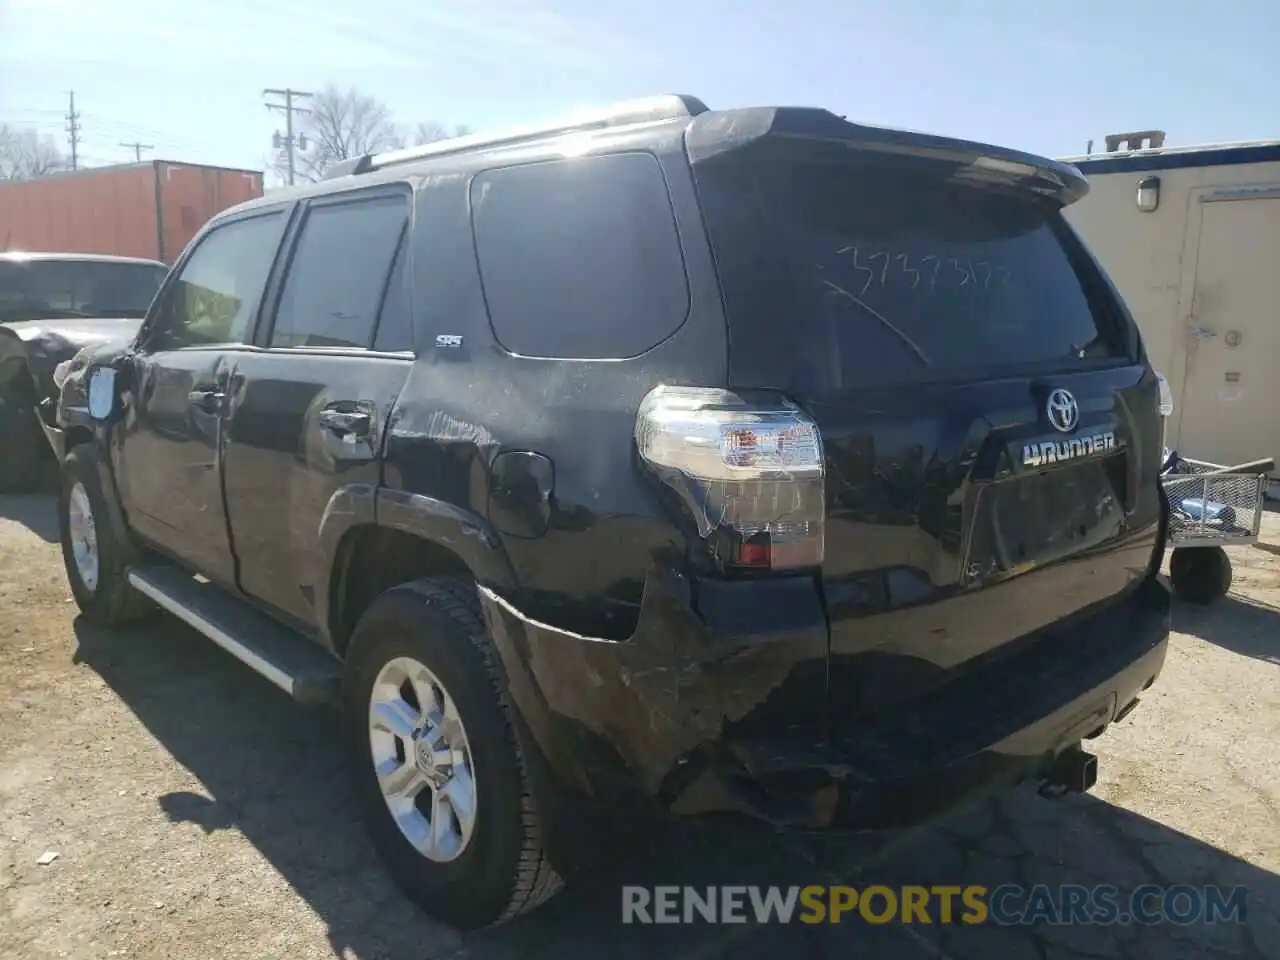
top-left (120, 141), bottom-right (154, 162)
top-left (7, 111), bottom-right (215, 154)
top-left (82, 112), bottom-right (166, 131)
top-left (66, 91), bottom-right (81, 171)
top-left (263, 87), bottom-right (312, 186)
top-left (5, 108), bottom-right (66, 120)
top-left (84, 114), bottom-right (189, 142)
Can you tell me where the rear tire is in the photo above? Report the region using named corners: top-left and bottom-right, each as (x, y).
top-left (1169, 546), bottom-right (1232, 605)
top-left (59, 444), bottom-right (152, 624)
top-left (343, 578), bottom-right (562, 929)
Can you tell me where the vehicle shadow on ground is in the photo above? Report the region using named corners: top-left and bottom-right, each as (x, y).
top-left (72, 617), bottom-right (1279, 960)
top-left (0, 493), bottom-right (59, 543)
top-left (1175, 594), bottom-right (1280, 665)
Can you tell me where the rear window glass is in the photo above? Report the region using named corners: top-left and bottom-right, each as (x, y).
top-left (694, 149), bottom-right (1125, 390)
top-left (471, 153), bottom-right (689, 359)
top-left (0, 259), bottom-right (166, 324)
top-left (271, 194), bottom-right (408, 350)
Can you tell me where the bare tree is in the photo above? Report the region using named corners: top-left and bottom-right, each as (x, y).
top-left (0, 124), bottom-right (67, 180)
top-left (277, 86), bottom-right (403, 183)
top-left (411, 122), bottom-right (473, 146)
top-left (267, 87), bottom-right (474, 185)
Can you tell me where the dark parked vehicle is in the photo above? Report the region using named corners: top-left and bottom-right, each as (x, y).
top-left (49, 95), bottom-right (1171, 929)
top-left (0, 252), bottom-right (165, 490)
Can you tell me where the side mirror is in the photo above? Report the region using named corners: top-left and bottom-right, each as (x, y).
top-left (87, 366), bottom-right (117, 420)
top-left (86, 361), bottom-right (130, 422)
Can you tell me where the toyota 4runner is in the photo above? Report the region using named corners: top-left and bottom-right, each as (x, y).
top-left (48, 95), bottom-right (1171, 929)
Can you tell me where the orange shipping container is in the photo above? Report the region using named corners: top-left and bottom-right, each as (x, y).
top-left (0, 160), bottom-right (264, 264)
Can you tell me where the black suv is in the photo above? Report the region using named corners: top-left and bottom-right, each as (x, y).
top-left (49, 96), bottom-right (1171, 929)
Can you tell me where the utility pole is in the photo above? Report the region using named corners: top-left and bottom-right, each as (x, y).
top-left (264, 88), bottom-right (313, 185)
top-left (120, 141), bottom-right (154, 162)
top-left (66, 91), bottom-right (81, 171)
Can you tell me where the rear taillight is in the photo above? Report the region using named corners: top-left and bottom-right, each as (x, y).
top-left (634, 386), bottom-right (825, 571)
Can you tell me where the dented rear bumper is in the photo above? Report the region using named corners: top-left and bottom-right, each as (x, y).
top-left (478, 568), bottom-right (1170, 836)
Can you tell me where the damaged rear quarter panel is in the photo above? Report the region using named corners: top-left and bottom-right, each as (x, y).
top-left (477, 570), bottom-right (829, 803)
top-left (372, 132), bottom-right (830, 807)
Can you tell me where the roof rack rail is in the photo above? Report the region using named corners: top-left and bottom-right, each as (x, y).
top-left (324, 155), bottom-right (374, 179)
top-left (322, 94), bottom-right (708, 181)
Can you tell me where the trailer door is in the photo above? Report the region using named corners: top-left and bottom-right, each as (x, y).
top-left (1179, 195), bottom-right (1280, 476)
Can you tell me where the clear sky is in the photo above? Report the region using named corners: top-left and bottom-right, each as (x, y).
top-left (2, 0), bottom-right (1277, 182)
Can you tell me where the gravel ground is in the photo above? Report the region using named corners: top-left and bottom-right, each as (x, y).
top-left (1, 492), bottom-right (1277, 960)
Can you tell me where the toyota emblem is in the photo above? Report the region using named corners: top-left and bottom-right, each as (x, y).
top-left (1046, 389), bottom-right (1079, 433)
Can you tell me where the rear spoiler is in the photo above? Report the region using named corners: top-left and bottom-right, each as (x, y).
top-left (686, 107), bottom-right (1089, 206)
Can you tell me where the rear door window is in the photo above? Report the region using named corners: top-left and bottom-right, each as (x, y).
top-left (470, 152), bottom-right (690, 359)
top-left (694, 147), bottom-right (1126, 390)
top-left (270, 193), bottom-right (409, 350)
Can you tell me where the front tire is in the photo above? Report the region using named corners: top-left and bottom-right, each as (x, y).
top-left (343, 578), bottom-right (562, 929)
top-left (59, 444), bottom-right (151, 624)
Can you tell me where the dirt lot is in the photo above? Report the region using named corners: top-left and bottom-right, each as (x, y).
top-left (1, 493), bottom-right (1277, 960)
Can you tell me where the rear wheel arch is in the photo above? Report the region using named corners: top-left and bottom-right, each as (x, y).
top-left (329, 524), bottom-right (484, 657)
top-left (326, 489), bottom-right (517, 656)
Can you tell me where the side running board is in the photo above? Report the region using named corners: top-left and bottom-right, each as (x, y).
top-left (127, 565), bottom-right (342, 704)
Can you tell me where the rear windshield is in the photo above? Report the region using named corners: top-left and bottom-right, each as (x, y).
top-left (0, 259), bottom-right (167, 324)
top-left (471, 152), bottom-right (690, 360)
top-left (693, 145), bottom-right (1128, 391)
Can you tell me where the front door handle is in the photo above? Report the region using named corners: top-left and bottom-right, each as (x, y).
top-left (319, 409), bottom-right (372, 437)
top-left (187, 389), bottom-right (224, 413)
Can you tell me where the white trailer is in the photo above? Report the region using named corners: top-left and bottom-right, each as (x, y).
top-left (1061, 132), bottom-right (1280, 493)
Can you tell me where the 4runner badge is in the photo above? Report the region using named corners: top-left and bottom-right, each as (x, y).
top-left (1022, 431), bottom-right (1117, 468)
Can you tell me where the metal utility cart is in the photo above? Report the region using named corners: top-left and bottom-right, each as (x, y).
top-left (1162, 455), bottom-right (1274, 603)
top-left (1154, 370), bottom-right (1273, 604)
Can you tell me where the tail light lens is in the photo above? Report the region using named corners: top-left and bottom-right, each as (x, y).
top-left (634, 386), bottom-right (825, 571)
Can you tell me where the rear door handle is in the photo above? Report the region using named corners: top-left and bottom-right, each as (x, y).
top-left (319, 409), bottom-right (372, 437)
top-left (187, 389), bottom-right (224, 413)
